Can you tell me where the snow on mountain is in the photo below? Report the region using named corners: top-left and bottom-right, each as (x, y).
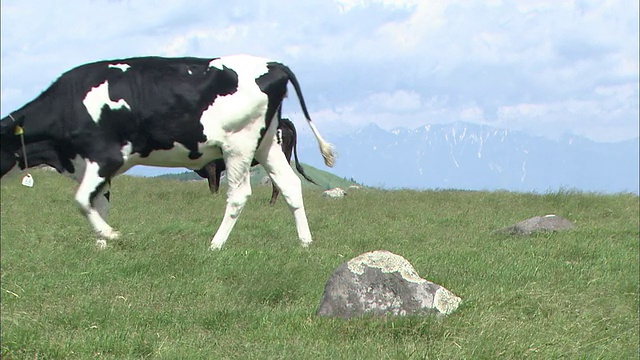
top-left (297, 122), bottom-right (639, 193)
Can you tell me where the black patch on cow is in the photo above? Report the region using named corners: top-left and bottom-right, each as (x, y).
top-left (99, 57), bottom-right (239, 161)
top-left (255, 62), bottom-right (289, 143)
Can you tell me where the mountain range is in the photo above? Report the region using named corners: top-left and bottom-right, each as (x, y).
top-left (295, 122), bottom-right (639, 194)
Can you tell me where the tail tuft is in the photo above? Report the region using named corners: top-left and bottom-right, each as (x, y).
top-left (319, 141), bottom-right (336, 167)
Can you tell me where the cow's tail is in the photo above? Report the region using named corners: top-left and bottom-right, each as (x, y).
top-left (280, 65), bottom-right (336, 167)
top-left (284, 118), bottom-right (318, 186)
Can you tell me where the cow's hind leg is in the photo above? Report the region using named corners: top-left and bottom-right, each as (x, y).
top-left (255, 141), bottom-right (312, 247)
top-left (269, 139), bottom-right (291, 206)
top-left (75, 159), bottom-right (119, 248)
top-left (209, 153), bottom-right (253, 250)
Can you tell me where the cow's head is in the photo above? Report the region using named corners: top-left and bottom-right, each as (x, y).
top-left (1, 114), bottom-right (72, 178)
top-left (0, 114), bottom-right (22, 177)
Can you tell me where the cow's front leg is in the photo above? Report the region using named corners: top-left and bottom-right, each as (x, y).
top-left (75, 160), bottom-right (119, 248)
top-left (209, 153), bottom-right (253, 250)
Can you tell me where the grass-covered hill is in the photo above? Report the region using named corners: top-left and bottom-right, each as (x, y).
top-left (155, 162), bottom-right (360, 191)
top-left (1, 168), bottom-right (638, 358)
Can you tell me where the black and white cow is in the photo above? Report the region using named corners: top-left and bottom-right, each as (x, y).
top-left (0, 54), bottom-right (335, 249)
top-left (194, 117), bottom-right (317, 205)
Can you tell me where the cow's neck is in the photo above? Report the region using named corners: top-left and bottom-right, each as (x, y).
top-left (15, 95), bottom-right (62, 143)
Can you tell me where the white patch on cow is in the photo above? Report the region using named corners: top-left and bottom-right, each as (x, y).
top-left (200, 55), bottom-right (271, 143)
top-left (209, 58), bottom-right (224, 70)
top-left (108, 63), bottom-right (130, 72)
top-left (83, 81), bottom-right (131, 123)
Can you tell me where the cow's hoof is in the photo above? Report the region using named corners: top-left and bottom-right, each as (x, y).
top-left (300, 239), bottom-right (312, 248)
top-left (99, 229), bottom-right (120, 240)
top-left (96, 239), bottom-right (108, 249)
top-left (209, 244), bottom-right (223, 251)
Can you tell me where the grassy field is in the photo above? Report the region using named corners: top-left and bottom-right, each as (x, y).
top-left (1, 169), bottom-right (638, 359)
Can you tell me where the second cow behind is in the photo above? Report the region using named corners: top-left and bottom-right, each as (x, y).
top-left (194, 117), bottom-right (317, 205)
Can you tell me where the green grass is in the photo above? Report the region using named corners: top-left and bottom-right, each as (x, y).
top-left (1, 169), bottom-right (638, 359)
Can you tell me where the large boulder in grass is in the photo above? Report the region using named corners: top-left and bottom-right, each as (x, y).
top-left (497, 214), bottom-right (575, 235)
top-left (317, 250), bottom-right (461, 319)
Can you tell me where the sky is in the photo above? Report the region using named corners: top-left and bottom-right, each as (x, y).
top-left (1, 0), bottom-right (638, 143)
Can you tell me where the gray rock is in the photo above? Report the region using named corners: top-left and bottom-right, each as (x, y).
top-left (317, 250), bottom-right (461, 319)
top-left (497, 214), bottom-right (574, 235)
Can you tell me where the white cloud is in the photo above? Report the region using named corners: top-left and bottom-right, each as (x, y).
top-left (336, 0), bottom-right (420, 13)
top-left (367, 90), bottom-right (422, 112)
top-left (460, 106), bottom-right (485, 122)
top-left (1, 0), bottom-right (637, 142)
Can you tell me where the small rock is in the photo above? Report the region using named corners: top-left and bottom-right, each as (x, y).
top-left (260, 176), bottom-right (272, 186)
top-left (323, 187), bottom-right (347, 198)
top-left (497, 214), bottom-right (574, 235)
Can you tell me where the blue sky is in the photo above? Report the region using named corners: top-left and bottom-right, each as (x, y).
top-left (2, 0), bottom-right (638, 143)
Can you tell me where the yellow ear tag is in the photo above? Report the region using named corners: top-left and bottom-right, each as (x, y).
top-left (14, 125), bottom-right (24, 135)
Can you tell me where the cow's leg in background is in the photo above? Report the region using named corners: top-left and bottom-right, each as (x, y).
top-left (269, 179), bottom-right (281, 206)
top-left (214, 160), bottom-right (224, 193)
top-left (204, 162), bottom-right (219, 194)
top-left (255, 134), bottom-right (312, 247)
top-left (209, 146), bottom-right (254, 250)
